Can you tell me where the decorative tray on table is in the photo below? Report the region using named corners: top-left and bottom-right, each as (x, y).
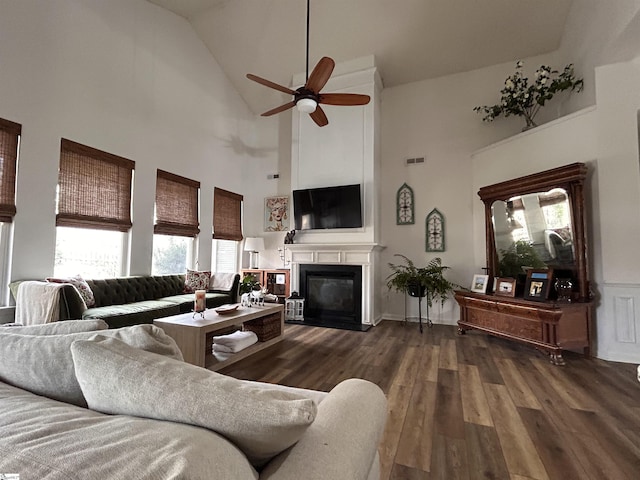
top-left (214, 304), bottom-right (239, 315)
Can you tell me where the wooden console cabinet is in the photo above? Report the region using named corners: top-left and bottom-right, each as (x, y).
top-left (463, 163), bottom-right (594, 365)
top-left (241, 269), bottom-right (290, 302)
top-left (455, 291), bottom-right (591, 365)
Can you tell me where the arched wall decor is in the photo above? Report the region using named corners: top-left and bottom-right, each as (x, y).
top-left (396, 183), bottom-right (414, 225)
top-left (426, 208), bottom-right (445, 252)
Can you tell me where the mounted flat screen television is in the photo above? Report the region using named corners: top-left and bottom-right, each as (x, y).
top-left (292, 184), bottom-right (363, 230)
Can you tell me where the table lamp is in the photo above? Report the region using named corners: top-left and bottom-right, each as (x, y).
top-left (244, 237), bottom-right (265, 269)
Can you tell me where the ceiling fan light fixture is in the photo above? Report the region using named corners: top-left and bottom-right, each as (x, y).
top-left (297, 98), bottom-right (317, 113)
top-left (246, 0), bottom-right (369, 126)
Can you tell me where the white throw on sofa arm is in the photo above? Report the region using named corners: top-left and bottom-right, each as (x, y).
top-left (259, 378), bottom-right (388, 480)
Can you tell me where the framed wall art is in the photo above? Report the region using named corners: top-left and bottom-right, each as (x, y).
top-left (264, 196), bottom-right (289, 232)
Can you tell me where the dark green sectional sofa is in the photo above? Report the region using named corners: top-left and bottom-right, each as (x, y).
top-left (13, 274), bottom-right (240, 329)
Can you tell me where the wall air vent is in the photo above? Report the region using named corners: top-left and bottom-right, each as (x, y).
top-left (405, 157), bottom-right (425, 166)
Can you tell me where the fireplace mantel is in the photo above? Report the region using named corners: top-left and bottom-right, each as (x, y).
top-left (286, 243), bottom-right (384, 326)
top-left (287, 243), bottom-right (383, 264)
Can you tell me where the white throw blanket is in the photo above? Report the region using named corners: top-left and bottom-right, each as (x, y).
top-left (15, 281), bottom-right (65, 326)
top-left (212, 330), bottom-right (258, 353)
top-left (210, 272), bottom-right (236, 291)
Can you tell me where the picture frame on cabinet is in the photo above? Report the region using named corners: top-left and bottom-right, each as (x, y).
top-left (470, 274), bottom-right (489, 294)
top-left (495, 277), bottom-right (517, 297)
top-left (523, 268), bottom-right (554, 301)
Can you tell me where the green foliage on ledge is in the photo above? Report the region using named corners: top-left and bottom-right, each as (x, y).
top-left (474, 61), bottom-right (584, 129)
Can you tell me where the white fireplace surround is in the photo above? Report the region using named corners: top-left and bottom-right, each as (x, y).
top-left (287, 243), bottom-right (384, 326)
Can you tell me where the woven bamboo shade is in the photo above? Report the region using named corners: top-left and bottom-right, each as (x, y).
top-left (56, 139), bottom-right (134, 232)
top-left (155, 169), bottom-right (200, 237)
top-left (0, 118), bottom-right (20, 223)
top-left (213, 187), bottom-right (243, 241)
top-left (538, 190), bottom-right (568, 207)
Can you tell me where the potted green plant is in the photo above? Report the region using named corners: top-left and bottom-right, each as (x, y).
top-left (386, 255), bottom-right (458, 331)
top-left (498, 240), bottom-right (546, 278)
top-left (239, 275), bottom-right (261, 295)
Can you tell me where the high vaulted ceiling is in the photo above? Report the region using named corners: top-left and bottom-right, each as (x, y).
top-left (147, 0), bottom-right (574, 116)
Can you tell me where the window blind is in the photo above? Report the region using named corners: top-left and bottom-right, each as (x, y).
top-left (213, 239), bottom-right (238, 273)
top-left (57, 139), bottom-right (134, 232)
top-left (213, 187), bottom-right (243, 241)
top-left (538, 190), bottom-right (568, 208)
top-left (155, 169), bottom-right (200, 237)
top-left (0, 118), bottom-right (20, 223)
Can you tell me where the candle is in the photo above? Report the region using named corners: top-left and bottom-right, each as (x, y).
top-left (194, 290), bottom-right (206, 312)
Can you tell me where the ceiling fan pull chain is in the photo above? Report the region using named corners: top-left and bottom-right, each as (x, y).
top-left (305, 0), bottom-right (310, 83)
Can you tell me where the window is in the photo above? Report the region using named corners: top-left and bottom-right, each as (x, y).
top-left (0, 117), bottom-right (20, 303)
top-left (54, 227), bottom-right (125, 278)
top-left (152, 234), bottom-right (192, 275)
top-left (212, 187), bottom-right (243, 272)
top-left (54, 139), bottom-right (134, 278)
top-left (152, 170), bottom-right (200, 275)
top-left (539, 189), bottom-right (570, 230)
top-left (212, 239), bottom-right (238, 273)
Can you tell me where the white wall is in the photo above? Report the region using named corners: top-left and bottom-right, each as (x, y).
top-left (0, 0), bottom-right (277, 282)
top-left (593, 59), bottom-right (640, 362)
top-left (470, 109), bottom-right (598, 268)
top-left (469, 55), bottom-right (640, 364)
top-left (557, 0), bottom-right (640, 113)
top-left (290, 57), bottom-right (381, 246)
top-left (377, 5), bottom-right (640, 364)
top-left (378, 53), bottom-right (560, 325)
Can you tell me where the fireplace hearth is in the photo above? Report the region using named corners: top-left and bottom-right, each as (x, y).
top-left (290, 264), bottom-right (369, 331)
top-left (287, 243), bottom-right (383, 327)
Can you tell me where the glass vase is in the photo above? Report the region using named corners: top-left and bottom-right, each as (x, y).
top-left (554, 278), bottom-right (573, 303)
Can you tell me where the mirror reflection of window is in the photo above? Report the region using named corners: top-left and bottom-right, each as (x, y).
top-left (539, 188), bottom-right (571, 230)
top-left (537, 189), bottom-right (574, 263)
top-left (493, 187), bottom-right (575, 271)
top-left (506, 198), bottom-right (529, 243)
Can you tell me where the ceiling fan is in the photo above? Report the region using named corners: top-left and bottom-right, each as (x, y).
top-left (245, 0), bottom-right (370, 127)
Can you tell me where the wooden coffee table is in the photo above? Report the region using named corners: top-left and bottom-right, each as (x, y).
top-left (153, 304), bottom-right (284, 371)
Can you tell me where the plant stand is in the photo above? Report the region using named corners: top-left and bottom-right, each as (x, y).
top-left (404, 290), bottom-right (433, 334)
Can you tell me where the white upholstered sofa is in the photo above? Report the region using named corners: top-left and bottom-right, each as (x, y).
top-left (0, 320), bottom-right (387, 479)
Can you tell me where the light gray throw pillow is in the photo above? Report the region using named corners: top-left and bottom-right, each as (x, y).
top-left (0, 324), bottom-right (183, 407)
top-left (0, 319), bottom-right (108, 335)
top-left (71, 336), bottom-right (317, 467)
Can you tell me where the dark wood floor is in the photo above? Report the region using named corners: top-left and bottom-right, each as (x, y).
top-left (220, 321), bottom-right (640, 480)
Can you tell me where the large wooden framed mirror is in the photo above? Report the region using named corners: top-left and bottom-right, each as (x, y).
top-left (456, 163), bottom-right (592, 365)
top-left (478, 162), bottom-right (589, 301)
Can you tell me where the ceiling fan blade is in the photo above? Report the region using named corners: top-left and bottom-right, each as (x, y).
top-left (261, 101), bottom-right (296, 116)
top-left (309, 105), bottom-right (328, 127)
top-left (319, 93), bottom-right (371, 106)
top-left (305, 57), bottom-right (335, 94)
top-left (246, 74), bottom-right (296, 95)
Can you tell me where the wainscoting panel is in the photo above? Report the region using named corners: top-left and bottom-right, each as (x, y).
top-left (600, 283), bottom-right (640, 363)
top-left (614, 295), bottom-right (636, 343)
